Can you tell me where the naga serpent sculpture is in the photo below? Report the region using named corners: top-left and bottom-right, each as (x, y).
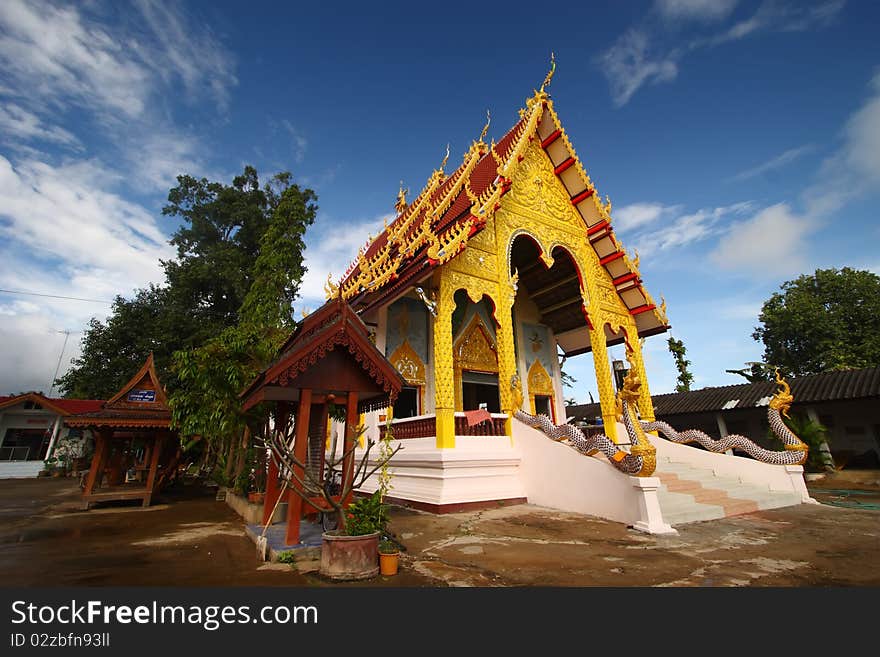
top-left (514, 357), bottom-right (808, 475)
top-left (513, 363), bottom-right (657, 476)
top-left (640, 369), bottom-right (808, 466)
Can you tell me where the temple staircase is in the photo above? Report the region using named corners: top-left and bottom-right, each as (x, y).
top-left (653, 456), bottom-right (804, 525)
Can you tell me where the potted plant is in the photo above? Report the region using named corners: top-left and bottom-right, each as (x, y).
top-left (378, 537), bottom-right (400, 576)
top-left (260, 409), bottom-right (402, 580)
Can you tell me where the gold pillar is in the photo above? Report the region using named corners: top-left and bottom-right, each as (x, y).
top-left (433, 272), bottom-right (456, 448)
top-left (627, 331), bottom-right (656, 423)
top-left (589, 324), bottom-right (618, 442)
top-left (495, 280), bottom-right (518, 438)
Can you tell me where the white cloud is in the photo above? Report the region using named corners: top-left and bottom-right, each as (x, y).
top-left (614, 202), bottom-right (681, 233)
top-left (0, 155), bottom-right (172, 295)
top-left (709, 203), bottom-right (816, 276)
top-left (281, 121), bottom-right (308, 164)
top-left (0, 0), bottom-right (237, 196)
top-left (123, 128), bottom-right (205, 194)
top-left (0, 0), bottom-right (236, 123)
top-left (728, 144), bottom-right (814, 182)
top-left (631, 201), bottom-right (753, 256)
top-left (0, 103), bottom-right (80, 147)
top-left (707, 1), bottom-right (845, 46)
top-left (655, 0), bottom-right (738, 23)
top-left (131, 0), bottom-right (237, 110)
top-left (597, 30), bottom-right (679, 107)
top-left (297, 214), bottom-right (392, 310)
top-left (810, 71), bottom-right (880, 216)
top-left (600, 1), bottom-right (846, 106)
top-left (0, 155), bottom-right (176, 393)
top-left (842, 73), bottom-right (880, 185)
top-left (0, 0), bottom-right (152, 119)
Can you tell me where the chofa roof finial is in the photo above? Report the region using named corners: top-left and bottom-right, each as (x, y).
top-left (479, 109), bottom-right (491, 142)
top-left (540, 52), bottom-right (556, 94)
top-left (395, 180), bottom-right (408, 214)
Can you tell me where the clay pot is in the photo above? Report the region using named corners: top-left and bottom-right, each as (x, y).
top-left (248, 491), bottom-right (265, 504)
top-left (319, 531), bottom-right (379, 580)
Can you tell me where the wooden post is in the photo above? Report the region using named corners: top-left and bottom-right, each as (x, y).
top-left (262, 403), bottom-right (287, 526)
top-left (263, 456), bottom-right (280, 526)
top-left (143, 433), bottom-right (165, 507)
top-left (285, 389), bottom-right (311, 546)
top-left (342, 391), bottom-right (359, 506)
top-left (82, 429), bottom-right (111, 510)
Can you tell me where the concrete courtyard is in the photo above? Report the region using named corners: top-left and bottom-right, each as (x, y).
top-left (0, 473), bottom-right (877, 587)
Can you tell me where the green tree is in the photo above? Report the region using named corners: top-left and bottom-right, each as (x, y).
top-left (56, 167), bottom-right (314, 399)
top-left (753, 268), bottom-right (880, 376)
top-left (56, 286), bottom-right (174, 399)
top-left (667, 337), bottom-right (694, 393)
top-left (168, 177), bottom-right (317, 481)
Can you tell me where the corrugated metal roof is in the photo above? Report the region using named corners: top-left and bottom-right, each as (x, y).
top-left (567, 366), bottom-right (880, 419)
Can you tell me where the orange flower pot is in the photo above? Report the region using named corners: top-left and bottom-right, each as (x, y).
top-left (379, 551), bottom-right (399, 576)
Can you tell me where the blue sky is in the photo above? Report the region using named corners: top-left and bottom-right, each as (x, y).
top-left (1, 0), bottom-right (878, 403)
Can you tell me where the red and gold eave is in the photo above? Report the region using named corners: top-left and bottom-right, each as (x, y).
top-left (330, 90), bottom-right (669, 345)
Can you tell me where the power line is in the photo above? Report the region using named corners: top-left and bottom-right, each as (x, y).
top-left (0, 288), bottom-right (113, 305)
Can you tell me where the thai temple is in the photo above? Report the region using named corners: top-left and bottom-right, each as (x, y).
top-left (307, 66), bottom-right (817, 533)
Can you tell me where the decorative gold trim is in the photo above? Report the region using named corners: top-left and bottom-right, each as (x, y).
top-left (452, 313), bottom-right (499, 411)
top-left (527, 359), bottom-right (555, 422)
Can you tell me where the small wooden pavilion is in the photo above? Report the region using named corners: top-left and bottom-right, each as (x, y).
top-left (67, 354), bottom-right (179, 510)
top-left (240, 297), bottom-right (406, 545)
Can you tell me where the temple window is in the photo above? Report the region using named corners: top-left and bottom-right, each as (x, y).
top-left (393, 386), bottom-right (420, 419)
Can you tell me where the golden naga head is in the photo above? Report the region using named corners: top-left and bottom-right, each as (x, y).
top-left (768, 368), bottom-right (794, 417)
top-left (617, 346), bottom-right (642, 404)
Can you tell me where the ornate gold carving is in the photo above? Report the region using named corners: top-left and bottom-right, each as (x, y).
top-left (453, 313), bottom-right (499, 411)
top-left (507, 142), bottom-right (572, 222)
top-left (527, 360), bottom-right (555, 419)
top-left (390, 339), bottom-right (426, 385)
top-left (454, 315), bottom-right (498, 374)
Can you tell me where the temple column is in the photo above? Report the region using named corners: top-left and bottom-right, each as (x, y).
top-left (627, 332), bottom-right (656, 423)
top-left (433, 272), bottom-right (456, 448)
top-left (495, 280), bottom-right (519, 437)
top-left (588, 324), bottom-right (619, 443)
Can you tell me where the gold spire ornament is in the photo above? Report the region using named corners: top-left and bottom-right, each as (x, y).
top-left (395, 182), bottom-right (408, 214)
top-left (440, 143), bottom-right (450, 170)
top-left (539, 52), bottom-right (556, 94)
top-left (479, 109), bottom-right (491, 142)
top-left (324, 272), bottom-right (340, 300)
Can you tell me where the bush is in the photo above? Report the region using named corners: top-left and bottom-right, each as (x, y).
top-left (344, 491), bottom-right (387, 536)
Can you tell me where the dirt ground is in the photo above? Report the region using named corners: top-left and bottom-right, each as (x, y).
top-left (1, 472), bottom-right (878, 587)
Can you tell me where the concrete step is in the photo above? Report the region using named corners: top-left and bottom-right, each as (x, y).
top-left (653, 456), bottom-right (803, 526)
top-left (0, 461), bottom-right (44, 479)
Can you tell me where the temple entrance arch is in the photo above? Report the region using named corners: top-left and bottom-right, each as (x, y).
top-left (451, 290), bottom-right (500, 413)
